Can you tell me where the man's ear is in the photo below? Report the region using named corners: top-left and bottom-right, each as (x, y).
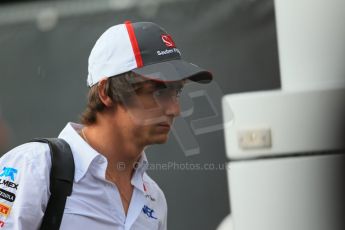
top-left (98, 78), bottom-right (113, 107)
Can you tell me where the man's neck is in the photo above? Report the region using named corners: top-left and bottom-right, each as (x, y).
top-left (81, 121), bottom-right (144, 182)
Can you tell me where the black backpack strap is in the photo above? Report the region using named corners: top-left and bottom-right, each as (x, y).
top-left (31, 138), bottom-right (75, 230)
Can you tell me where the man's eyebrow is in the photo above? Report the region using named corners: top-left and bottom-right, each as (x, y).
top-left (148, 81), bottom-right (168, 90)
top-left (133, 81), bottom-right (163, 92)
top-left (160, 80), bottom-right (185, 88)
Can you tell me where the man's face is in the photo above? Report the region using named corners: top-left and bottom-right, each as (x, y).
top-left (116, 80), bottom-right (184, 146)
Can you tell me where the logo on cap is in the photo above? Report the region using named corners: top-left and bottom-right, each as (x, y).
top-left (161, 34), bottom-right (175, 48)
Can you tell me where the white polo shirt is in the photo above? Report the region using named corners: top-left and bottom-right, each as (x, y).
top-left (0, 122), bottom-right (167, 230)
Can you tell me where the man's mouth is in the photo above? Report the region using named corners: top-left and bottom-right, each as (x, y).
top-left (157, 123), bottom-right (171, 129)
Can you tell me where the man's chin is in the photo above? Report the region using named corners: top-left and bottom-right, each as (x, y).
top-left (150, 134), bottom-right (170, 145)
top-left (155, 139), bottom-right (168, 144)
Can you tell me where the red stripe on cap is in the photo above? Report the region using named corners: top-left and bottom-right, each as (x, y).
top-left (125, 21), bottom-right (143, 68)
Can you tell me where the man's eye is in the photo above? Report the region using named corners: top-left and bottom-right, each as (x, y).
top-left (176, 88), bottom-right (182, 97)
top-left (154, 88), bottom-right (182, 99)
top-left (154, 89), bottom-right (170, 98)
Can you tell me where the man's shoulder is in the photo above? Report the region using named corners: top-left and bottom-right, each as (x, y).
top-left (0, 142), bottom-right (51, 167)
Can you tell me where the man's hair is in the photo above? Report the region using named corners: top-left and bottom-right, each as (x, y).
top-left (80, 72), bottom-right (145, 125)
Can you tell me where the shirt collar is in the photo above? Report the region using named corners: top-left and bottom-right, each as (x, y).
top-left (58, 122), bottom-right (101, 182)
top-left (131, 151), bottom-right (149, 193)
top-left (135, 152), bottom-right (149, 174)
top-left (58, 122), bottom-right (149, 187)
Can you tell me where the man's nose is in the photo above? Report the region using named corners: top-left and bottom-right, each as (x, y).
top-left (164, 97), bottom-right (181, 117)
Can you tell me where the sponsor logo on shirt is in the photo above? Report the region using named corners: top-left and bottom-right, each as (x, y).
top-left (0, 188), bottom-right (15, 202)
top-left (0, 220), bottom-right (4, 228)
top-left (145, 194), bottom-right (156, 202)
top-left (0, 179), bottom-right (18, 190)
top-left (0, 203), bottom-right (10, 217)
top-left (0, 167), bottom-right (18, 182)
top-left (142, 205), bottom-right (157, 219)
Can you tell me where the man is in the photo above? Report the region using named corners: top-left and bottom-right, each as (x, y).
top-left (0, 21), bottom-right (212, 229)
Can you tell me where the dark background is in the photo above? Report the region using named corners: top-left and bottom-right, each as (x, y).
top-left (0, 0), bottom-right (280, 229)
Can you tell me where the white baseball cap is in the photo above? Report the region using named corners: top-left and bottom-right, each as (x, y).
top-left (87, 21), bottom-right (213, 87)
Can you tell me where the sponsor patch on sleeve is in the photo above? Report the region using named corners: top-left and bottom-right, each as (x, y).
top-left (0, 189), bottom-right (15, 203)
top-left (0, 179), bottom-right (18, 190)
top-left (0, 167), bottom-right (18, 182)
top-left (0, 203), bottom-right (11, 217)
top-left (0, 220), bottom-right (5, 228)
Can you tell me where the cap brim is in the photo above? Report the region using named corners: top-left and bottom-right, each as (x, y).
top-left (132, 59), bottom-right (213, 84)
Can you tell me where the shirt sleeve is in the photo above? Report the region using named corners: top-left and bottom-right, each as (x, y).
top-left (0, 143), bottom-right (51, 230)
